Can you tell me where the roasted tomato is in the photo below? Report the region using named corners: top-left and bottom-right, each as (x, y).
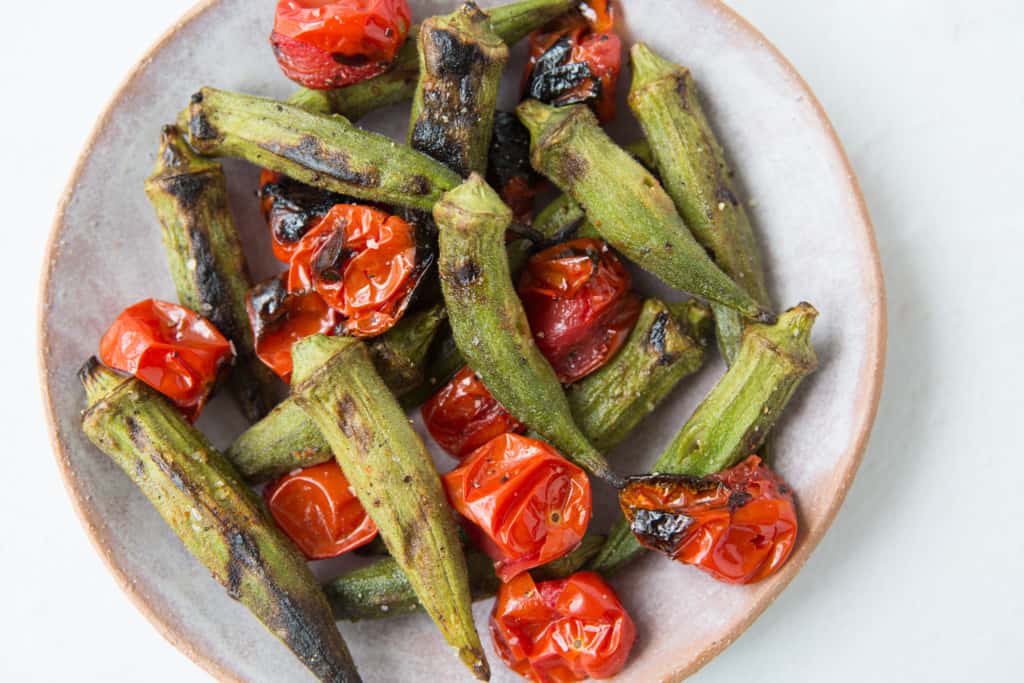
top-left (259, 170), bottom-right (353, 263)
top-left (490, 571), bottom-right (635, 683)
top-left (271, 0), bottom-right (412, 90)
top-left (99, 299), bottom-right (234, 421)
top-left (287, 203), bottom-right (421, 337)
top-left (619, 455), bottom-right (798, 584)
top-left (421, 366), bottom-right (526, 459)
top-left (443, 434), bottom-right (591, 581)
top-left (247, 273), bottom-right (341, 381)
top-left (264, 460), bottom-right (378, 560)
top-left (488, 111), bottom-right (543, 224)
top-left (519, 238), bottom-right (641, 384)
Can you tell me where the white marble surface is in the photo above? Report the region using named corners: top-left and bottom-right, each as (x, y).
top-left (6, 1), bottom-right (1022, 681)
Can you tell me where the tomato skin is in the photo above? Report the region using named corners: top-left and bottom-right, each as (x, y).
top-left (490, 571), bottom-right (636, 683)
top-left (259, 170), bottom-right (350, 263)
top-left (271, 0), bottom-right (412, 90)
top-left (443, 434), bottom-right (591, 582)
top-left (99, 299), bottom-right (234, 421)
top-left (619, 455), bottom-right (798, 584)
top-left (519, 238), bottom-right (640, 384)
top-left (264, 460), bottom-right (378, 560)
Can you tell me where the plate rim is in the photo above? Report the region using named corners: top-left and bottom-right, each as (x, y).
top-left (37, 1), bottom-right (887, 681)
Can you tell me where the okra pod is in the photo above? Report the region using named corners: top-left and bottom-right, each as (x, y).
top-left (517, 100), bottom-right (773, 322)
top-left (290, 335), bottom-right (488, 681)
top-left (144, 126), bottom-right (278, 421)
top-left (79, 360), bottom-right (359, 683)
top-left (589, 303), bottom-right (819, 575)
top-left (325, 535), bottom-right (604, 622)
top-left (434, 174), bottom-right (620, 486)
top-left (409, 2), bottom-right (509, 177)
top-left (184, 87), bottom-right (461, 212)
top-left (629, 43), bottom-right (771, 364)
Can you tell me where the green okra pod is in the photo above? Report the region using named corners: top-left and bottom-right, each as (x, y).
top-left (434, 174), bottom-right (620, 486)
top-left (589, 303), bottom-right (819, 575)
top-left (517, 100), bottom-right (773, 322)
top-left (184, 87), bottom-right (461, 212)
top-left (290, 335), bottom-right (489, 681)
top-left (144, 126), bottom-right (278, 422)
top-left (79, 359), bottom-right (359, 683)
top-left (629, 43), bottom-right (771, 364)
top-left (409, 2), bottom-right (509, 177)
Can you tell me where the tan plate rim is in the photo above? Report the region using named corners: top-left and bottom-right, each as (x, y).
top-left (37, 1), bottom-right (887, 681)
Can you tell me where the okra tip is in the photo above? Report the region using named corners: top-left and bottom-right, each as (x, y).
top-left (433, 173), bottom-right (512, 227)
top-left (150, 124), bottom-right (215, 179)
top-left (750, 302), bottom-right (819, 365)
top-left (629, 42), bottom-right (685, 90)
top-left (290, 334), bottom-right (363, 387)
top-left (79, 357), bottom-right (127, 409)
top-left (438, 1), bottom-right (504, 48)
top-left (461, 646), bottom-right (491, 682)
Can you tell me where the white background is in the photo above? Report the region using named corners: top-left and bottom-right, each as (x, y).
top-left (5, 1), bottom-right (1022, 681)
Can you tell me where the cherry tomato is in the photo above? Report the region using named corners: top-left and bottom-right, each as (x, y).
top-left (99, 299), bottom-right (234, 421)
top-left (619, 455), bottom-right (798, 584)
top-left (264, 460), bottom-right (378, 560)
top-left (519, 238), bottom-right (641, 384)
top-left (578, 0), bottom-right (615, 33)
top-left (443, 434), bottom-right (591, 581)
top-left (490, 571), bottom-right (636, 683)
top-left (271, 0), bottom-right (412, 90)
top-left (488, 111), bottom-right (543, 225)
top-left (247, 273), bottom-right (341, 382)
top-left (259, 170), bottom-right (351, 263)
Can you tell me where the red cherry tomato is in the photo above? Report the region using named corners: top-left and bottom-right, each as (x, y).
top-left (287, 203), bottom-right (419, 337)
top-left (259, 170), bottom-right (350, 263)
top-left (99, 299), bottom-right (234, 421)
top-left (490, 571), bottom-right (636, 683)
top-left (618, 455), bottom-right (798, 584)
top-left (247, 273), bottom-right (341, 382)
top-left (443, 434), bottom-right (591, 582)
top-left (271, 0), bottom-right (412, 90)
top-left (519, 238), bottom-right (641, 384)
top-left (264, 460), bottom-right (378, 560)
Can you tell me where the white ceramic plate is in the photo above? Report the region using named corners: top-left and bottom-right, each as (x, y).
top-left (40, 0), bottom-right (886, 680)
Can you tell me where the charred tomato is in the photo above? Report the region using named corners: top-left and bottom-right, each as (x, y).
top-left (258, 170), bottom-right (354, 263)
top-left (488, 111), bottom-right (543, 225)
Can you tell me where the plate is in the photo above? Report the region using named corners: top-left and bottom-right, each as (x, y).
top-left (39, 0), bottom-right (886, 680)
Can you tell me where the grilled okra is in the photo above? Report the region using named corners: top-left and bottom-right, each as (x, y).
top-left (79, 359), bottom-right (359, 683)
top-left (290, 335), bottom-right (489, 681)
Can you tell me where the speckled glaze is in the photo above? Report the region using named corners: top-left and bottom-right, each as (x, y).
top-left (39, 1), bottom-right (886, 681)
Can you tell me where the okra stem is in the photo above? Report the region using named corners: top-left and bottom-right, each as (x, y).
top-left (79, 360), bottom-right (359, 683)
top-left (589, 303), bottom-right (819, 575)
top-left (290, 335), bottom-right (488, 681)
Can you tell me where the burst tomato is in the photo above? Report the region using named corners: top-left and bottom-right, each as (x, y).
top-left (490, 571), bottom-right (635, 683)
top-left (98, 299), bottom-right (234, 421)
top-left (519, 238), bottom-right (641, 384)
top-left (619, 455), bottom-right (798, 584)
top-left (443, 434), bottom-right (591, 581)
top-left (259, 170), bottom-right (350, 263)
top-left (264, 460), bottom-right (378, 560)
top-left (271, 0), bottom-right (412, 90)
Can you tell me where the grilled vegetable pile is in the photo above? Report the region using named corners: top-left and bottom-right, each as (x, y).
top-left (79, 2), bottom-right (821, 681)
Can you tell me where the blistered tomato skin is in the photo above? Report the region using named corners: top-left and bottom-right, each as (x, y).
top-left (258, 170), bottom-right (352, 263)
top-left (490, 571), bottom-right (636, 683)
top-left (98, 299), bottom-right (234, 421)
top-left (619, 455), bottom-right (798, 584)
top-left (443, 434), bottom-right (591, 582)
top-left (264, 460), bottom-right (378, 560)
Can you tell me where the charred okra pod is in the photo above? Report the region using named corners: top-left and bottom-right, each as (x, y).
top-left (589, 303), bottom-right (819, 575)
top-left (184, 88), bottom-right (461, 212)
top-left (435, 174), bottom-right (620, 486)
top-left (517, 100), bottom-right (773, 322)
top-left (79, 360), bottom-right (359, 683)
top-left (409, 2), bottom-right (509, 177)
top-left (326, 535), bottom-right (604, 622)
top-left (629, 44), bottom-right (771, 364)
top-left (144, 126), bottom-right (278, 421)
top-left (569, 299), bottom-right (712, 452)
top-left (290, 335), bottom-right (489, 681)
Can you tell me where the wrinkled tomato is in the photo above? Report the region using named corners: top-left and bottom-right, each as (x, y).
top-left (443, 433), bottom-right (591, 581)
top-left (287, 203), bottom-right (420, 337)
top-left (259, 170), bottom-right (352, 263)
top-left (519, 238), bottom-right (641, 384)
top-left (271, 0), bottom-right (412, 90)
top-left (264, 460), bottom-right (378, 560)
top-left (490, 571), bottom-right (635, 683)
top-left (619, 455), bottom-right (798, 584)
top-left (421, 366), bottom-right (526, 459)
top-left (247, 273), bottom-right (341, 381)
top-left (99, 299), bottom-right (234, 421)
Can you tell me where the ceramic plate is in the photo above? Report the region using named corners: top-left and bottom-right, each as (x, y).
top-left (40, 0), bottom-right (885, 680)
